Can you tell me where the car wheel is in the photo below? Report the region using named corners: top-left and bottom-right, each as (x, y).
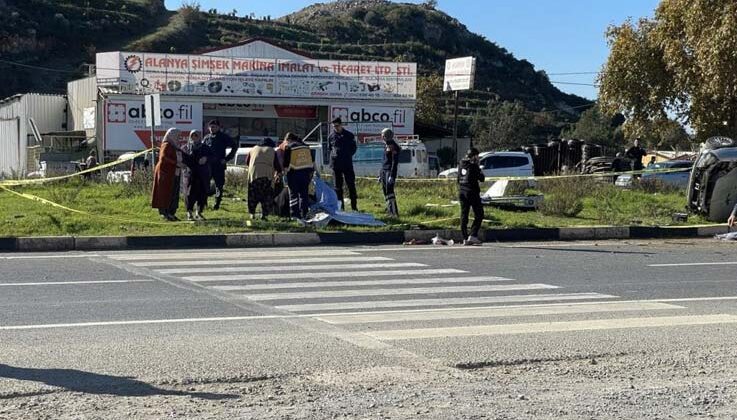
top-left (704, 136), bottom-right (736, 150)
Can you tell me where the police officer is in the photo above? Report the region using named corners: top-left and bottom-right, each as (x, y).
top-left (458, 148), bottom-right (485, 246)
top-left (282, 132), bottom-right (314, 220)
top-left (328, 117), bottom-right (358, 211)
top-left (203, 119), bottom-right (238, 210)
top-left (379, 128), bottom-right (400, 218)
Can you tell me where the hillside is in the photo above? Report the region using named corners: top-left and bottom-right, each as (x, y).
top-left (0, 0), bottom-right (591, 128)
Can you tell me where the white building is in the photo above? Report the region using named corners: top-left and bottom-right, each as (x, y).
top-left (0, 94), bottom-right (67, 176)
top-left (74, 38), bottom-right (417, 158)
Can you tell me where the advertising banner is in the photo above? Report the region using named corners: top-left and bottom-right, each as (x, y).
top-left (202, 104), bottom-right (317, 119)
top-left (103, 99), bottom-right (202, 150)
top-left (443, 56), bottom-right (476, 91)
top-left (97, 52), bottom-right (416, 100)
top-left (330, 105), bottom-right (415, 137)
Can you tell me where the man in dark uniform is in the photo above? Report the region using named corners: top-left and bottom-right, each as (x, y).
top-left (379, 128), bottom-right (400, 218)
top-left (203, 120), bottom-right (238, 210)
top-left (458, 148), bottom-right (485, 246)
top-left (328, 117), bottom-right (358, 211)
top-left (625, 138), bottom-right (647, 172)
top-left (283, 132), bottom-right (314, 220)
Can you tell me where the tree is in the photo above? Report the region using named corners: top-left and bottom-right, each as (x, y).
top-left (599, 0), bottom-right (737, 140)
top-left (561, 104), bottom-right (624, 148)
top-left (415, 74), bottom-right (444, 124)
top-left (471, 101), bottom-right (535, 151)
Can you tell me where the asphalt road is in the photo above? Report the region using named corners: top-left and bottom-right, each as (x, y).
top-left (1, 239), bottom-right (737, 418)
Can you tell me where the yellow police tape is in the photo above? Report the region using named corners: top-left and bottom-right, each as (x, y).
top-left (0, 148), bottom-right (154, 187)
top-left (0, 184), bottom-right (192, 226)
top-left (347, 166), bottom-right (694, 183)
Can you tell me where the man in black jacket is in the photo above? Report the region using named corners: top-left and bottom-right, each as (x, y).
top-left (625, 138), bottom-right (647, 172)
top-left (328, 117), bottom-right (358, 211)
top-left (203, 120), bottom-right (238, 210)
top-left (380, 128), bottom-right (400, 218)
top-left (458, 148), bottom-right (485, 246)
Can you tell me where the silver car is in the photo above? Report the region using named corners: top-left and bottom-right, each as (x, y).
top-left (687, 137), bottom-right (737, 222)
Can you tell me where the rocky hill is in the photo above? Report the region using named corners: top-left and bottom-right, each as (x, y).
top-left (0, 0), bottom-right (591, 127)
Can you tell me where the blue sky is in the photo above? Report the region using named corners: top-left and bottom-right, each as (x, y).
top-left (164, 0), bottom-right (660, 100)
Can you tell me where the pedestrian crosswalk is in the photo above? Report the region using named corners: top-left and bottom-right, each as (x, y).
top-left (112, 249), bottom-right (727, 340)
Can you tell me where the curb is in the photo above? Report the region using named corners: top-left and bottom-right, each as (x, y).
top-left (0, 225), bottom-right (726, 252)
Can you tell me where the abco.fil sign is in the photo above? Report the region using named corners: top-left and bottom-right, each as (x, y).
top-left (330, 105), bottom-right (415, 136)
top-left (104, 99), bottom-right (203, 150)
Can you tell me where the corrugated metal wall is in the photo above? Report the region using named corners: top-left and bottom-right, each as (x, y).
top-left (0, 94), bottom-right (66, 176)
top-left (0, 118), bottom-right (20, 177)
top-left (67, 76), bottom-right (97, 132)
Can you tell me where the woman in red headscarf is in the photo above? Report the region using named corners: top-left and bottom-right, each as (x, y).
top-left (152, 128), bottom-right (184, 221)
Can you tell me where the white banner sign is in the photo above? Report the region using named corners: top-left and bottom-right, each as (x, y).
top-left (330, 105), bottom-right (414, 136)
top-left (103, 99), bottom-right (202, 150)
top-left (444, 56), bottom-right (476, 91)
top-left (97, 52), bottom-right (417, 100)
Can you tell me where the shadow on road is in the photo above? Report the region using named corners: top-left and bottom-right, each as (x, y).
top-left (0, 364), bottom-right (238, 400)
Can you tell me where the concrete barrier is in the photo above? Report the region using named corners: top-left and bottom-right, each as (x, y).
top-left (74, 236), bottom-right (127, 251)
top-left (225, 234), bottom-right (274, 247)
top-left (272, 233), bottom-right (320, 246)
top-left (558, 227), bottom-right (630, 240)
top-left (17, 236), bottom-right (75, 252)
top-left (0, 237), bottom-right (17, 251)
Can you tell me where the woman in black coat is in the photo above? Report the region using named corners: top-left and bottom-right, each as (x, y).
top-left (182, 130), bottom-right (212, 221)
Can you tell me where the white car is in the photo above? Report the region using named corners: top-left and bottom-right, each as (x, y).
top-left (438, 151), bottom-right (534, 179)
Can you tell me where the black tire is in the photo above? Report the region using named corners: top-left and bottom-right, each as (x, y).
top-left (704, 136), bottom-right (735, 150)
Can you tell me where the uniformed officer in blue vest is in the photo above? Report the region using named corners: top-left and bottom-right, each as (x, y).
top-left (328, 117), bottom-right (358, 211)
top-left (282, 132), bottom-right (314, 220)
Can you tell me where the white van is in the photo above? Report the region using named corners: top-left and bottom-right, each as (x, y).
top-left (226, 144), bottom-right (326, 175)
top-left (438, 151), bottom-right (534, 179)
top-left (352, 136), bottom-right (434, 178)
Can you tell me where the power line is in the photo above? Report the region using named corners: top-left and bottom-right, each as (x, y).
top-left (0, 58), bottom-right (81, 74)
top-left (546, 71), bottom-right (599, 75)
top-left (550, 81), bottom-right (599, 87)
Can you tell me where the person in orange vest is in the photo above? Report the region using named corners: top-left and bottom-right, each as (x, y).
top-left (282, 132), bottom-right (314, 221)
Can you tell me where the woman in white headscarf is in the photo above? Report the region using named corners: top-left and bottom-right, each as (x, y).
top-left (151, 128), bottom-right (185, 221)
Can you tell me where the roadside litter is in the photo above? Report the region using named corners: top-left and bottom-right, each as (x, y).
top-left (431, 234), bottom-right (454, 246)
top-left (715, 231), bottom-right (737, 241)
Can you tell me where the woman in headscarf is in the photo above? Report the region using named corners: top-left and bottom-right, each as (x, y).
top-left (151, 128), bottom-right (185, 221)
top-left (181, 130), bottom-right (212, 221)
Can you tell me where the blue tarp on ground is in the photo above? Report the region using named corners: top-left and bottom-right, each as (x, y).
top-left (307, 175), bottom-right (385, 227)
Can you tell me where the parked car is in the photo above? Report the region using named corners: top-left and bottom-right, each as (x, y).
top-left (687, 136), bottom-right (737, 222)
top-left (438, 151), bottom-right (534, 179)
top-left (615, 160), bottom-right (694, 189)
top-left (106, 151), bottom-right (157, 183)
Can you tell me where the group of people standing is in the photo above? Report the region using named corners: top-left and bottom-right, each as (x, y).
top-left (148, 117), bottom-right (487, 246)
top-left (150, 117), bottom-right (403, 223)
top-left (152, 119), bottom-right (239, 221)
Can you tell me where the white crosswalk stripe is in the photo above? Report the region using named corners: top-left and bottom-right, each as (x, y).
top-left (240, 284), bottom-right (559, 301)
top-left (183, 268), bottom-right (467, 282)
top-left (111, 250), bottom-right (709, 338)
top-left (206, 276), bottom-right (514, 291)
top-left (131, 256), bottom-right (393, 267)
top-left (275, 293), bottom-right (617, 313)
top-left (156, 262), bottom-right (426, 275)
